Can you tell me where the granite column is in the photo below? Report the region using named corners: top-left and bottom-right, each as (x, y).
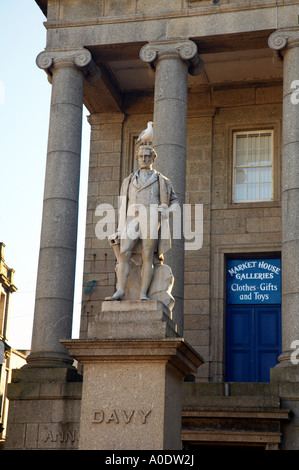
top-left (269, 28), bottom-right (299, 378)
top-left (26, 49), bottom-right (100, 368)
top-left (140, 39), bottom-right (203, 335)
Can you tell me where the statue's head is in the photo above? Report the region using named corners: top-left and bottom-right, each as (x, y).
top-left (135, 145), bottom-right (157, 170)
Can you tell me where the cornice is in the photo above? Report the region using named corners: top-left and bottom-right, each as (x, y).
top-left (87, 112), bottom-right (125, 126)
top-left (43, 0), bottom-right (295, 30)
top-left (0, 273), bottom-right (17, 293)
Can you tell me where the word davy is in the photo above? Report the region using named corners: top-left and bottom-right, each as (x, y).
top-left (105, 454), bottom-right (194, 467)
top-left (92, 409), bottom-right (152, 424)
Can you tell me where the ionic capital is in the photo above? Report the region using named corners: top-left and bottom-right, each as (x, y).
top-left (140, 39), bottom-right (204, 76)
top-left (36, 48), bottom-right (101, 83)
top-left (268, 27), bottom-right (299, 52)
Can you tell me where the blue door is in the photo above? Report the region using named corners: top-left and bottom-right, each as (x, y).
top-left (226, 305), bottom-right (281, 382)
top-left (226, 258), bottom-right (281, 382)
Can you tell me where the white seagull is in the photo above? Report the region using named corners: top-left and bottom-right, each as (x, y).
top-left (137, 121), bottom-right (154, 144)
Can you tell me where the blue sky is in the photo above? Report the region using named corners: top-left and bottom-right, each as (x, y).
top-left (0, 1), bottom-right (90, 349)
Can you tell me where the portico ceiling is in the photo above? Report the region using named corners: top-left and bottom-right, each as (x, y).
top-left (84, 30), bottom-right (283, 112)
top-left (107, 47), bottom-right (282, 92)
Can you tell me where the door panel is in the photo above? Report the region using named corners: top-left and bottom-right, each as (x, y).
top-left (226, 306), bottom-right (253, 382)
top-left (255, 306), bottom-right (281, 382)
top-left (256, 306), bottom-right (281, 346)
top-left (232, 308), bottom-right (251, 346)
top-left (230, 350), bottom-right (252, 382)
top-left (226, 305), bottom-right (281, 382)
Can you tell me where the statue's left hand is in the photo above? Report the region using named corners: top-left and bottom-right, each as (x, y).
top-left (157, 204), bottom-right (169, 219)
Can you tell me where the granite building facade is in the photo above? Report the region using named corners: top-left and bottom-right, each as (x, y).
top-left (5, 0), bottom-right (299, 449)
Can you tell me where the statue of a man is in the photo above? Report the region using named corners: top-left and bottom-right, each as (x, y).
top-left (105, 144), bottom-right (179, 301)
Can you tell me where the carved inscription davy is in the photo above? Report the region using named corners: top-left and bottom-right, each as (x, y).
top-left (92, 409), bottom-right (152, 424)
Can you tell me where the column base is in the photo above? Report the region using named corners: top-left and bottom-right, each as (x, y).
top-left (25, 350), bottom-right (75, 370)
top-left (271, 350), bottom-right (299, 382)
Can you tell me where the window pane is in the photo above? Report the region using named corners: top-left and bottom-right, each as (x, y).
top-left (260, 167), bottom-right (272, 183)
top-left (247, 135), bottom-right (254, 147)
top-left (247, 149), bottom-right (257, 166)
top-left (248, 184), bottom-right (259, 200)
top-left (248, 134), bottom-right (259, 166)
top-left (248, 134), bottom-right (259, 150)
top-left (260, 133), bottom-right (271, 149)
top-left (260, 183), bottom-right (271, 199)
top-left (260, 133), bottom-right (272, 164)
top-left (248, 167), bottom-right (259, 183)
top-left (236, 150), bottom-right (247, 166)
top-left (235, 135), bottom-right (247, 166)
top-left (260, 149), bottom-right (271, 165)
top-left (235, 184), bottom-right (246, 201)
top-left (236, 169), bottom-right (247, 184)
top-left (236, 135), bottom-right (247, 150)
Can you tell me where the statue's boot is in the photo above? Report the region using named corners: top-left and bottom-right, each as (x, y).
top-left (140, 293), bottom-right (150, 301)
top-left (105, 290), bottom-right (125, 301)
top-left (105, 259), bottom-right (130, 301)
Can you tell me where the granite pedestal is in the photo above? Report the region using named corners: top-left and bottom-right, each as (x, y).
top-left (62, 300), bottom-right (203, 450)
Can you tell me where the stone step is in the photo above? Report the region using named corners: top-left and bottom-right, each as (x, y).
top-left (183, 395), bottom-right (281, 410)
top-left (182, 382), bottom-right (282, 410)
top-left (183, 382), bottom-right (280, 397)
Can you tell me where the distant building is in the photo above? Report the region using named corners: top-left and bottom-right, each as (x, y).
top-left (0, 243), bottom-right (26, 447)
top-left (5, 0), bottom-right (299, 450)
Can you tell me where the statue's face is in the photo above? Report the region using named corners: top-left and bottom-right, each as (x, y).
top-left (137, 148), bottom-right (154, 170)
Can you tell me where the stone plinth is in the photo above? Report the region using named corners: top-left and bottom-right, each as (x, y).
top-left (62, 338), bottom-right (202, 450)
top-left (88, 300), bottom-right (178, 340)
top-left (62, 300), bottom-right (203, 450)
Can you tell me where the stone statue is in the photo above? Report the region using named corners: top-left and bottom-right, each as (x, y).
top-left (105, 143), bottom-right (179, 309)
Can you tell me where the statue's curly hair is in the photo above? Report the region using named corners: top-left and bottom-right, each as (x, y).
top-left (135, 144), bottom-right (157, 160)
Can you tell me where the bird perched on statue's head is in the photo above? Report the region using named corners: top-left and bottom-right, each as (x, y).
top-left (136, 121), bottom-right (154, 145)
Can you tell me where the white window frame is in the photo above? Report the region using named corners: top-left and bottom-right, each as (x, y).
top-left (232, 130), bottom-right (274, 203)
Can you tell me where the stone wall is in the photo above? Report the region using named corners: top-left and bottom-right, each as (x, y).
top-left (80, 112), bottom-right (125, 338)
top-left (5, 368), bottom-right (82, 450)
